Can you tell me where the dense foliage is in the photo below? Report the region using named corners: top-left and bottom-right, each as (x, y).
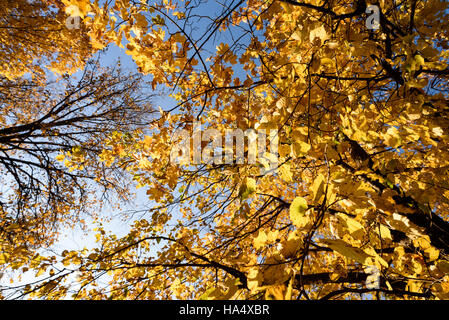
top-left (1, 0), bottom-right (449, 300)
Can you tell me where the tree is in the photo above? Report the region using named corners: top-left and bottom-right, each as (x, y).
top-left (2, 0), bottom-right (449, 300)
top-left (0, 0), bottom-right (154, 285)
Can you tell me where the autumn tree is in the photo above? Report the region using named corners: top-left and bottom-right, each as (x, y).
top-left (0, 0), bottom-right (154, 281)
top-left (2, 0), bottom-right (449, 300)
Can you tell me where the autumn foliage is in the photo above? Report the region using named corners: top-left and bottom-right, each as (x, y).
top-left (1, 0), bottom-right (449, 300)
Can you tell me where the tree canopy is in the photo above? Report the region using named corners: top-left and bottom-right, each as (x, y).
top-left (1, 0), bottom-right (449, 300)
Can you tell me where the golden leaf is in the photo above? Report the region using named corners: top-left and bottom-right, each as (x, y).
top-left (289, 197), bottom-right (309, 228)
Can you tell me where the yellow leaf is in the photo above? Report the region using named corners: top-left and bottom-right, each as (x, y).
top-left (279, 144), bottom-right (292, 157)
top-left (266, 230), bottom-right (280, 242)
top-left (376, 224), bottom-right (392, 241)
top-left (320, 239), bottom-right (371, 265)
top-left (385, 127), bottom-right (401, 148)
top-left (289, 197), bottom-right (309, 228)
top-left (309, 25), bottom-right (328, 43)
top-left (280, 231), bottom-right (303, 258)
top-left (239, 177), bottom-right (256, 200)
top-left (425, 246), bottom-right (440, 262)
top-left (336, 213), bottom-right (364, 239)
top-left (292, 141), bottom-right (311, 157)
top-left (133, 13), bottom-right (148, 28)
top-left (414, 55), bottom-right (425, 67)
top-left (310, 174), bottom-right (326, 203)
top-left (279, 163), bottom-right (293, 182)
top-left (253, 230), bottom-right (268, 250)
